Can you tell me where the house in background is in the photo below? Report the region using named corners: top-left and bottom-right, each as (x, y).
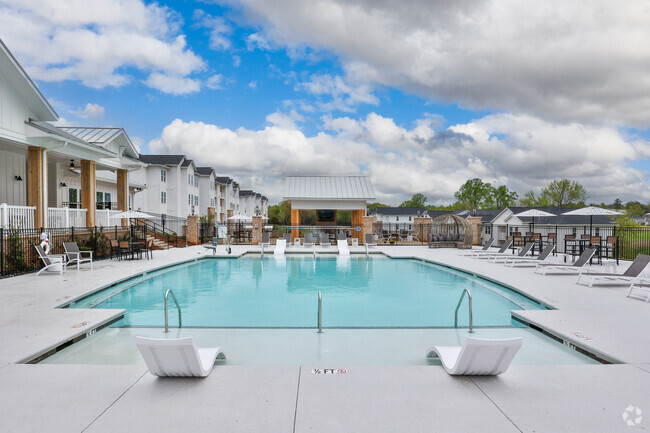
top-left (0, 38), bottom-right (142, 229)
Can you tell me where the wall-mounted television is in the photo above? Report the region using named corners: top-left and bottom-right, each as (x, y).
top-left (317, 210), bottom-right (335, 221)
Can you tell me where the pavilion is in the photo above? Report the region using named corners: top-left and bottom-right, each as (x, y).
top-left (283, 176), bottom-right (375, 241)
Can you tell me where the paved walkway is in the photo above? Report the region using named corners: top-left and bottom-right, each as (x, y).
top-left (0, 245), bottom-right (649, 432)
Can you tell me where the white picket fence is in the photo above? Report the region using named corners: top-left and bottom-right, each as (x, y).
top-left (0, 203), bottom-right (36, 229)
top-left (48, 207), bottom-right (88, 228)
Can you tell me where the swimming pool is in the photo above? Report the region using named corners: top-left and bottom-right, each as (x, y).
top-left (46, 255), bottom-right (597, 366)
top-left (69, 255), bottom-right (543, 328)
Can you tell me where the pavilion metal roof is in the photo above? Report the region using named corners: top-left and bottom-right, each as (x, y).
top-left (58, 127), bottom-right (122, 144)
top-left (284, 176), bottom-right (375, 200)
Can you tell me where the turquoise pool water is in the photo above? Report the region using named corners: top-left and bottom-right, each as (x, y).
top-left (70, 255), bottom-right (543, 328)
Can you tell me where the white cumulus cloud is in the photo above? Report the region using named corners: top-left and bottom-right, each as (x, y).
top-left (74, 103), bottom-right (105, 120)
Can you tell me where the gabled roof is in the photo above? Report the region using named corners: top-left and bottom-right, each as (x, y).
top-left (181, 159), bottom-right (194, 168)
top-left (0, 38), bottom-right (57, 121)
top-left (373, 207), bottom-right (427, 216)
top-left (138, 154), bottom-right (186, 166)
top-left (58, 127), bottom-right (139, 159)
top-left (284, 176), bottom-right (375, 200)
top-left (195, 167), bottom-right (214, 176)
top-left (215, 176), bottom-right (232, 184)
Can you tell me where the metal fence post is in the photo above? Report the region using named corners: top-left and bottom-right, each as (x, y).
top-left (94, 226), bottom-right (98, 253)
top-left (71, 226), bottom-right (75, 242)
top-left (1, 227), bottom-right (4, 277)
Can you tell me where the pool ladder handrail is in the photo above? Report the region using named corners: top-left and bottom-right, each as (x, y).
top-left (164, 289), bottom-right (182, 332)
top-left (454, 288), bottom-right (474, 333)
top-left (317, 290), bottom-right (323, 333)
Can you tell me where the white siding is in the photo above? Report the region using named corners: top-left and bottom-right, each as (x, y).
top-left (0, 148), bottom-right (26, 205)
top-left (0, 75), bottom-right (32, 135)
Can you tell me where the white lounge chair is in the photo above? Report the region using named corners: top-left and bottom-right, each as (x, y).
top-left (489, 242), bottom-right (535, 263)
top-left (274, 239), bottom-right (287, 256)
top-left (577, 254), bottom-right (650, 287)
top-left (426, 337), bottom-right (523, 375)
top-left (503, 244), bottom-right (555, 267)
top-left (303, 233), bottom-right (315, 248)
top-left (534, 248), bottom-right (595, 275)
top-left (473, 240), bottom-right (513, 259)
top-left (136, 336), bottom-right (225, 377)
top-left (63, 242), bottom-right (93, 269)
top-left (35, 245), bottom-right (66, 276)
top-left (627, 279), bottom-right (650, 303)
top-left (337, 239), bottom-right (350, 256)
top-left (459, 238), bottom-right (495, 256)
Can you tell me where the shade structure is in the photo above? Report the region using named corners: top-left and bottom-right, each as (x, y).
top-left (109, 210), bottom-right (154, 219)
top-left (227, 214), bottom-right (253, 222)
top-left (561, 206), bottom-right (623, 234)
top-left (513, 209), bottom-right (556, 232)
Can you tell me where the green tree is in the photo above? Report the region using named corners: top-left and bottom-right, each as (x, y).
top-left (519, 190), bottom-right (550, 207)
top-left (399, 193), bottom-right (427, 208)
top-left (625, 201), bottom-right (645, 217)
top-left (491, 185), bottom-right (518, 208)
top-left (453, 178), bottom-right (492, 210)
top-left (539, 179), bottom-right (587, 207)
top-left (611, 198), bottom-right (623, 209)
top-left (367, 202), bottom-right (389, 211)
top-left (268, 200), bottom-right (291, 225)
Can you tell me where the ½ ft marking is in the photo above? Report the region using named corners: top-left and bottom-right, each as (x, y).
top-left (311, 368), bottom-right (349, 375)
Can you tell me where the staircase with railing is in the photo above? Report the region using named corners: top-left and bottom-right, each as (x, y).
top-left (132, 218), bottom-right (186, 250)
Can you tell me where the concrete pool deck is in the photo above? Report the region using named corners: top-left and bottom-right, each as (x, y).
top-left (1, 245), bottom-right (649, 432)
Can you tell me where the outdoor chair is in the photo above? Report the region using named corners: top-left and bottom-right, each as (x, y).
top-left (274, 239), bottom-right (287, 256)
top-left (503, 244), bottom-right (555, 267)
top-left (319, 233), bottom-right (331, 247)
top-left (110, 239), bottom-right (121, 260)
top-left (261, 233), bottom-right (270, 247)
top-left (534, 248), bottom-right (596, 275)
top-left (489, 242), bottom-right (535, 263)
top-left (426, 337), bottom-right (523, 375)
top-left (337, 239), bottom-right (350, 257)
top-left (283, 233), bottom-right (291, 246)
top-left (35, 245), bottom-right (67, 276)
top-left (577, 254), bottom-right (650, 287)
top-left (472, 240), bottom-right (513, 259)
top-left (336, 232), bottom-right (346, 241)
top-left (143, 239), bottom-right (154, 259)
top-left (627, 280), bottom-right (650, 303)
top-left (136, 336), bottom-right (225, 377)
top-left (459, 238), bottom-right (495, 256)
top-left (63, 242), bottom-right (93, 269)
top-left (118, 241), bottom-right (133, 260)
top-left (365, 233), bottom-right (377, 247)
top-left (304, 233), bottom-right (315, 248)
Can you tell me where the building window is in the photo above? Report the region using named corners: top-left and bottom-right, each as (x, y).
top-left (189, 194), bottom-right (192, 205)
top-left (188, 174), bottom-right (191, 185)
top-left (194, 177), bottom-right (198, 188)
top-left (485, 225), bottom-right (491, 235)
top-left (396, 216), bottom-right (399, 221)
top-left (194, 195), bottom-right (199, 206)
top-left (408, 216), bottom-right (412, 222)
top-left (161, 192), bottom-right (166, 204)
top-left (161, 170), bottom-right (166, 182)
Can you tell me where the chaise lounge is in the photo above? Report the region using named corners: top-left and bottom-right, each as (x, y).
top-left (576, 254), bottom-right (650, 287)
top-left (136, 336), bottom-right (225, 377)
top-left (426, 337), bottom-right (523, 375)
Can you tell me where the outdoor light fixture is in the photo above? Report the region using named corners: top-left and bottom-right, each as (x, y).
top-left (60, 182), bottom-right (67, 187)
top-left (14, 175), bottom-right (22, 181)
top-left (68, 159), bottom-right (75, 171)
top-left (254, 205), bottom-right (261, 216)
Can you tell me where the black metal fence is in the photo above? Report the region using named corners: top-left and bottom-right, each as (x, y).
top-left (0, 225), bottom-right (146, 278)
top-left (144, 212), bottom-right (188, 236)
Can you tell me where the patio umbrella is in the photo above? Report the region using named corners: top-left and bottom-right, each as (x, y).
top-left (561, 206), bottom-right (622, 235)
top-left (513, 209), bottom-right (556, 232)
top-left (227, 214), bottom-right (253, 222)
top-left (109, 210), bottom-right (154, 219)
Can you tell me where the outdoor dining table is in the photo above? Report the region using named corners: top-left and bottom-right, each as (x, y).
top-left (127, 241), bottom-right (145, 260)
top-left (564, 238), bottom-right (602, 264)
top-left (511, 234), bottom-right (543, 255)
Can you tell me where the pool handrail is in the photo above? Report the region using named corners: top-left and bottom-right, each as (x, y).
top-left (454, 288), bottom-right (474, 333)
top-left (164, 289), bottom-right (182, 332)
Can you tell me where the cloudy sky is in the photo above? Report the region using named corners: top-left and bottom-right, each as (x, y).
top-left (1, 0), bottom-right (649, 205)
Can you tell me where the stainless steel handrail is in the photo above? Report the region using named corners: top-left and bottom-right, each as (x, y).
top-left (454, 288), bottom-right (474, 333)
top-left (164, 289), bottom-right (182, 332)
top-left (261, 242), bottom-right (264, 256)
top-left (317, 290), bottom-right (323, 333)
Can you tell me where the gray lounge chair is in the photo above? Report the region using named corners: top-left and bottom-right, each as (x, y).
top-left (63, 242), bottom-right (93, 269)
top-left (473, 240), bottom-right (513, 259)
top-left (489, 242), bottom-right (535, 263)
top-left (35, 245), bottom-right (66, 276)
top-left (261, 233), bottom-right (270, 247)
top-left (577, 254), bottom-right (650, 287)
top-left (534, 248), bottom-right (596, 275)
top-left (319, 233), bottom-right (331, 247)
top-left (459, 238), bottom-right (495, 256)
top-left (304, 233), bottom-right (315, 248)
top-left (365, 233), bottom-right (377, 247)
top-left (504, 244), bottom-right (555, 267)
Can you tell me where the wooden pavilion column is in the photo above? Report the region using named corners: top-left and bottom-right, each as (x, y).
top-left (291, 208), bottom-right (300, 240)
top-left (351, 209), bottom-right (365, 241)
top-left (27, 147), bottom-right (46, 228)
top-left (81, 160), bottom-right (96, 227)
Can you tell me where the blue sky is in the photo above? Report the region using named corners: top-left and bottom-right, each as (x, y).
top-left (1, 0), bottom-right (648, 205)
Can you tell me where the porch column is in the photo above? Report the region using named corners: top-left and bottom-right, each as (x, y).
top-left (81, 160), bottom-right (96, 227)
top-left (291, 208), bottom-right (300, 240)
top-left (362, 215), bottom-right (376, 245)
top-left (117, 169), bottom-right (129, 226)
top-left (27, 146), bottom-right (46, 228)
top-left (351, 209), bottom-right (364, 241)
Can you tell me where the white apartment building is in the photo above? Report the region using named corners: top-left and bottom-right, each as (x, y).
top-left (196, 166), bottom-right (222, 219)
